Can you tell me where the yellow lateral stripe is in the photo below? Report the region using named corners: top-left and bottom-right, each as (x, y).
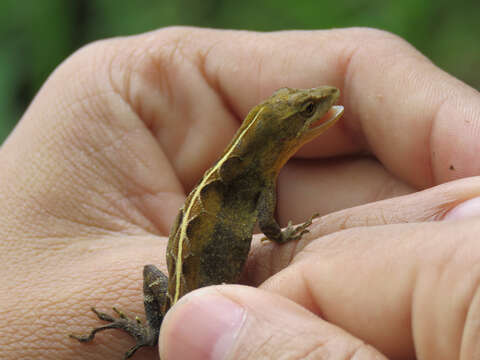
top-left (172, 107), bottom-right (265, 304)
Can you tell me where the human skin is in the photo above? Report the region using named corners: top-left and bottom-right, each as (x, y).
top-left (0, 27), bottom-right (480, 360)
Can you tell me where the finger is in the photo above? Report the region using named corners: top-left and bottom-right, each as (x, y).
top-left (248, 177), bottom-right (480, 285)
top-left (309, 175), bottom-right (480, 233)
top-left (276, 156), bottom-right (415, 224)
top-left (195, 27), bottom-right (479, 187)
top-left (251, 192), bottom-right (480, 359)
top-left (277, 162), bottom-right (479, 228)
top-left (160, 285), bottom-right (387, 360)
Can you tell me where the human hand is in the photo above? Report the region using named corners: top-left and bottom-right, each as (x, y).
top-left (153, 28), bottom-right (480, 360)
top-left (0, 27), bottom-right (479, 360)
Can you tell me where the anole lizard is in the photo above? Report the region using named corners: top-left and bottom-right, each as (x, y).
top-left (71, 86), bottom-right (344, 359)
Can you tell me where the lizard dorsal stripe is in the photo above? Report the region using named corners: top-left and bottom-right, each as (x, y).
top-left (172, 107), bottom-right (265, 304)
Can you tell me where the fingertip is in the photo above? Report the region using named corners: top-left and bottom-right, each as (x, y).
top-left (444, 196), bottom-right (480, 220)
top-left (160, 288), bottom-right (245, 360)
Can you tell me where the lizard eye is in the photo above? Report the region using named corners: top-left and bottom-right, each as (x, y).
top-left (301, 101), bottom-right (316, 117)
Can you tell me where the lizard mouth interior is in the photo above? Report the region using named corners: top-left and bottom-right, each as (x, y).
top-left (304, 105), bottom-right (344, 141)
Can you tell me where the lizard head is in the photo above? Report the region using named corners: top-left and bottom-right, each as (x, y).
top-left (268, 86), bottom-right (343, 146)
top-left (241, 86), bottom-right (343, 172)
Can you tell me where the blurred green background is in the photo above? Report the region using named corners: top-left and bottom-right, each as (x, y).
top-left (0, 0), bottom-right (479, 144)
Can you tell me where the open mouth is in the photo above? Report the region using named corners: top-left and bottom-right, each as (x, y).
top-left (304, 105), bottom-right (344, 141)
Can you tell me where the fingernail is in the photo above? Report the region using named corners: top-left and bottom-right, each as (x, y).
top-left (444, 197), bottom-right (480, 220)
top-left (161, 289), bottom-right (246, 360)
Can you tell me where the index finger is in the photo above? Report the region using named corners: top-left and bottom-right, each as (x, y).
top-left (192, 27), bottom-right (479, 188)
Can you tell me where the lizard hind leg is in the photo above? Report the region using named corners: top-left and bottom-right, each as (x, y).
top-left (69, 265), bottom-right (169, 359)
top-left (69, 307), bottom-right (155, 358)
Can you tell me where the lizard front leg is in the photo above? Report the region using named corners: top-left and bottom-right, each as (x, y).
top-left (70, 265), bottom-right (168, 359)
top-left (257, 183), bottom-right (318, 244)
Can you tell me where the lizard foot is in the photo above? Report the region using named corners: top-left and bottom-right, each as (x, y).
top-left (261, 213), bottom-right (319, 244)
top-left (281, 212), bottom-right (320, 243)
top-left (69, 307), bottom-right (156, 359)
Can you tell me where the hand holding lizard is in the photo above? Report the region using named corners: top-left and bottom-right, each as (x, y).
top-left (0, 27), bottom-right (479, 360)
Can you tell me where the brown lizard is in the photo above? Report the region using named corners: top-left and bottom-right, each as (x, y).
top-left (70, 86), bottom-right (343, 359)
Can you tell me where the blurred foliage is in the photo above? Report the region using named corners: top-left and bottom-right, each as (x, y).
top-left (0, 0), bottom-right (479, 143)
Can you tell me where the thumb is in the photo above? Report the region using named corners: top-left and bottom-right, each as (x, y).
top-left (159, 285), bottom-right (386, 360)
